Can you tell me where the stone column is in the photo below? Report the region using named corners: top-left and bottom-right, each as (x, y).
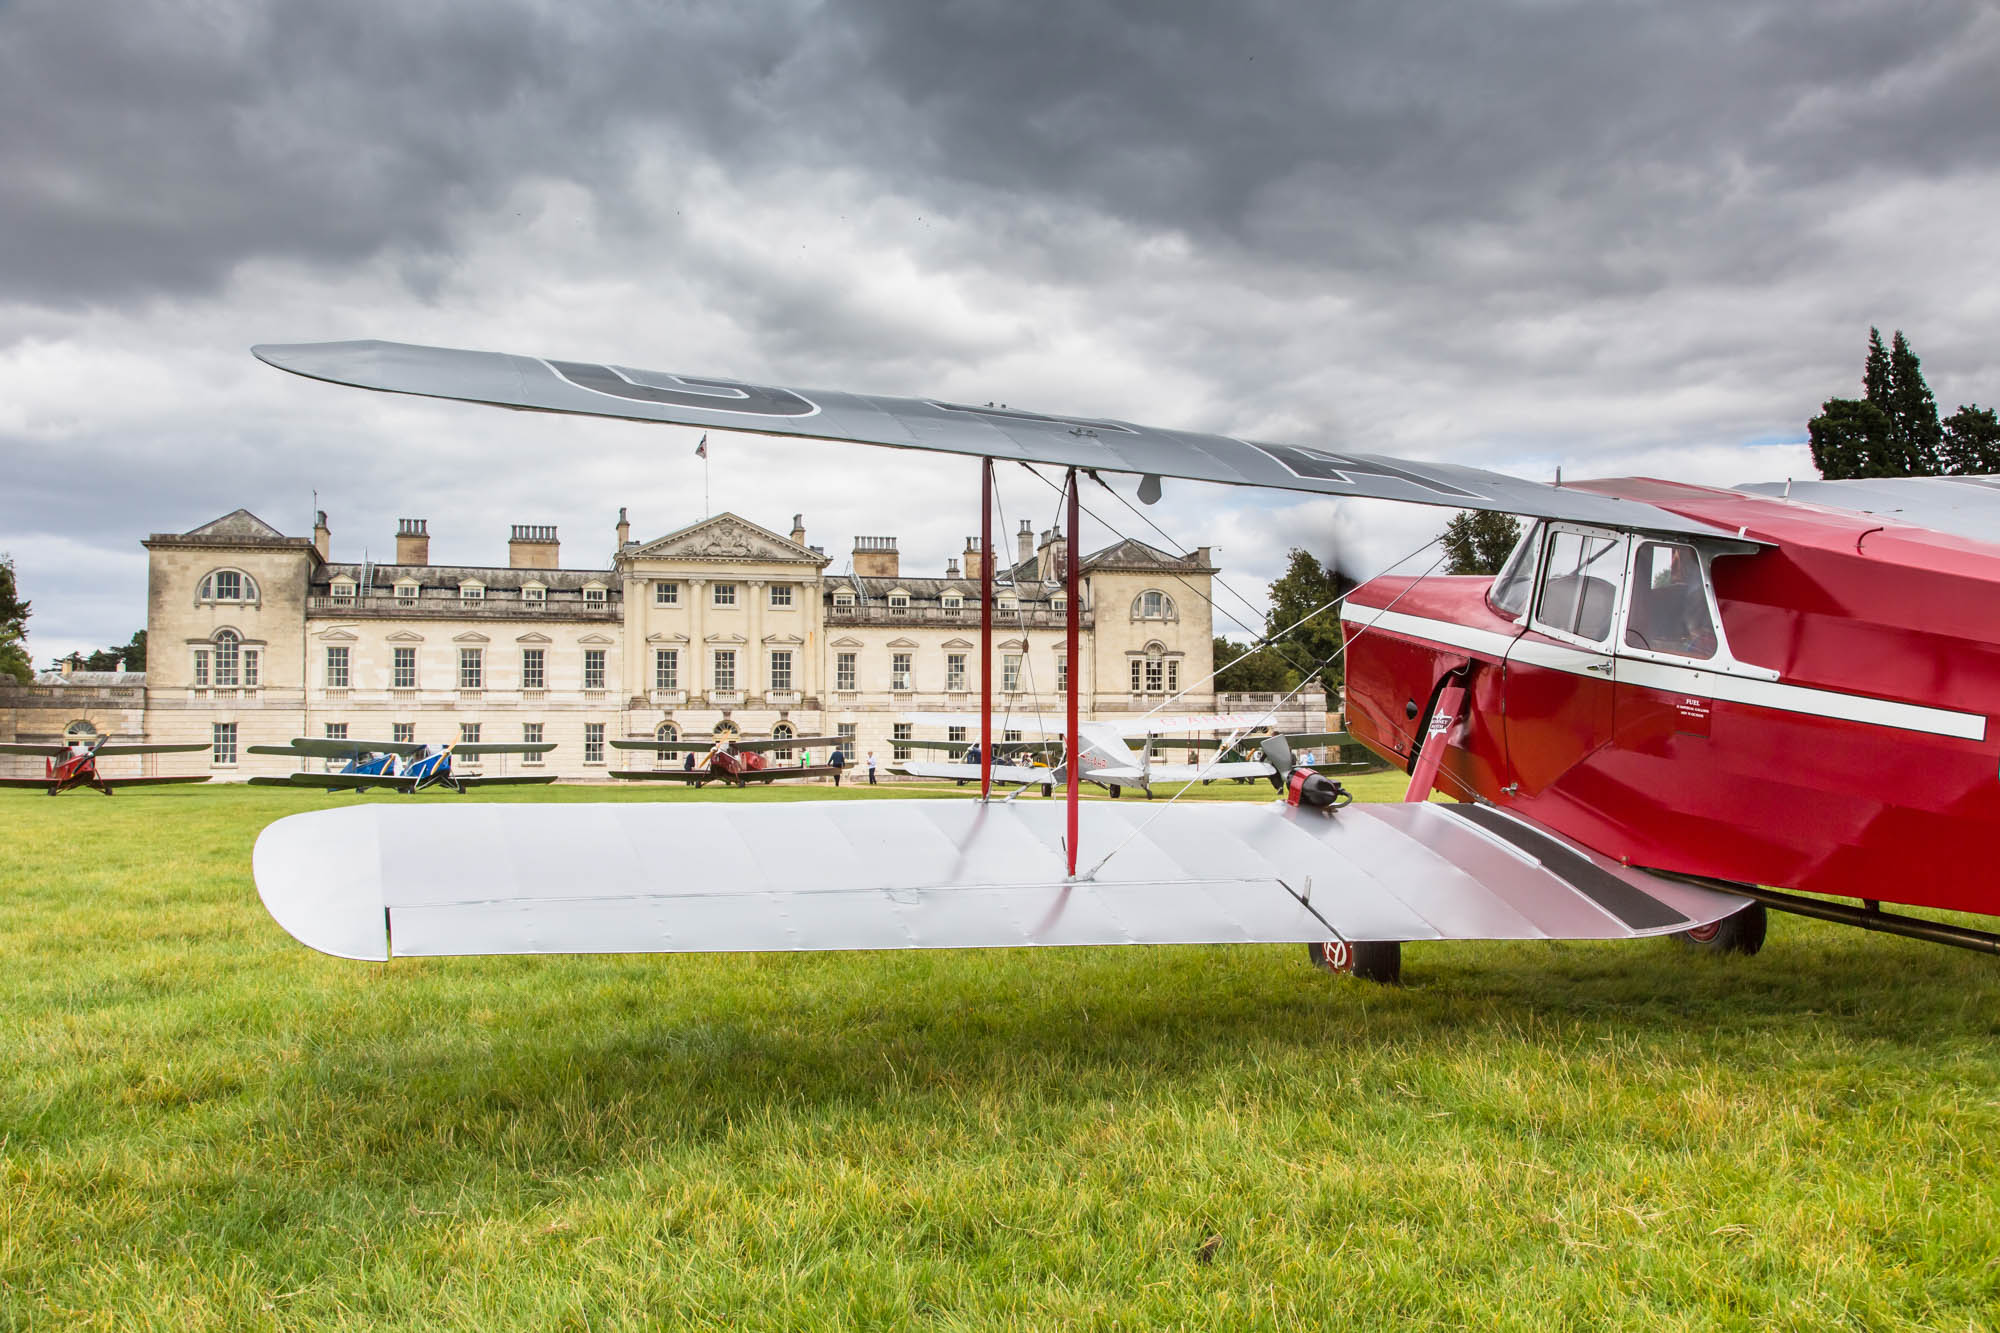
top-left (747, 579), bottom-right (767, 706)
top-left (687, 577), bottom-right (707, 705)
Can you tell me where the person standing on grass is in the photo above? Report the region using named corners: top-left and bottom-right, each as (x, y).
top-left (830, 747), bottom-right (845, 786)
top-left (866, 750), bottom-right (878, 785)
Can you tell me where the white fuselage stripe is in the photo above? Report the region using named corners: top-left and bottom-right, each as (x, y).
top-left (1341, 604), bottom-right (1988, 742)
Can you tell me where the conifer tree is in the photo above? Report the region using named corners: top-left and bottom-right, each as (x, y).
top-left (1439, 511), bottom-right (1522, 576)
top-left (1885, 331), bottom-right (1943, 474)
top-left (1941, 405), bottom-right (2000, 475)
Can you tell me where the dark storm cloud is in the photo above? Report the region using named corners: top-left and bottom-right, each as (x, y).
top-left (6, 0), bottom-right (1995, 307)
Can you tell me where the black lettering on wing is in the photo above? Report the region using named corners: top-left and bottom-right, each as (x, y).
top-left (547, 361), bottom-right (818, 418)
top-left (1248, 442), bottom-right (1481, 501)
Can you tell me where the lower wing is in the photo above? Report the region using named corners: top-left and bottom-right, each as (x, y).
top-left (252, 797), bottom-right (1746, 961)
top-left (101, 775), bottom-right (211, 787)
top-left (1143, 761), bottom-right (1276, 783)
top-left (899, 761), bottom-right (1051, 784)
top-left (457, 775), bottom-right (559, 787)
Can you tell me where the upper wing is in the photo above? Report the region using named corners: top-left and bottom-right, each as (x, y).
top-left (1735, 475), bottom-right (2000, 547)
top-left (252, 797), bottom-right (1747, 961)
top-left (0, 743), bottom-right (65, 757)
top-left (252, 738), bottom-right (425, 759)
top-left (457, 775), bottom-right (559, 786)
top-left (93, 743), bottom-right (212, 757)
top-left (254, 339), bottom-right (1735, 538)
top-left (451, 743), bottom-right (558, 757)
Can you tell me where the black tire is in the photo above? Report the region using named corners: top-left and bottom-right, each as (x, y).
top-left (1306, 940), bottom-right (1403, 985)
top-left (1109, 785), bottom-right (1122, 800)
top-left (1680, 902), bottom-right (1767, 955)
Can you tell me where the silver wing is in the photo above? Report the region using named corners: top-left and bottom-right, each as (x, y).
top-left (1736, 475), bottom-right (2000, 546)
top-left (252, 798), bottom-right (1746, 961)
top-left (254, 339), bottom-right (1738, 538)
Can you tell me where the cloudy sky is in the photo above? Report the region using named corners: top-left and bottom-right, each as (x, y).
top-left (5, 0), bottom-right (1999, 662)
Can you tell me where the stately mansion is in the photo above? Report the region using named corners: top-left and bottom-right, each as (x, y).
top-left (1, 506), bottom-right (1323, 782)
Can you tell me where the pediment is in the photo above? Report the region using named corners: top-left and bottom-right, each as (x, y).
top-left (999, 638), bottom-right (1027, 651)
top-left (314, 628), bottom-right (359, 642)
top-left (183, 507), bottom-right (286, 541)
top-left (385, 630), bottom-right (425, 643)
top-left (627, 512), bottom-right (829, 566)
top-left (886, 637), bottom-right (918, 649)
top-left (940, 637), bottom-right (974, 649)
top-left (645, 631), bottom-right (690, 644)
top-left (703, 632), bottom-right (748, 644)
top-left (515, 632), bottom-right (553, 644)
top-left (578, 633), bottom-right (615, 645)
top-left (761, 633), bottom-right (805, 646)
top-left (452, 631), bottom-right (490, 644)
top-left (830, 636), bottom-right (863, 648)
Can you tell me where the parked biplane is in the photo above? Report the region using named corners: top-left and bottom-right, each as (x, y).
top-left (248, 737), bottom-right (558, 793)
top-left (0, 736), bottom-right (210, 796)
top-left (246, 337), bottom-right (2000, 982)
top-left (608, 734), bottom-right (844, 786)
top-left (896, 713), bottom-right (1355, 798)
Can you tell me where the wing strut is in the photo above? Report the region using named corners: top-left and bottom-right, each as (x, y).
top-left (981, 458), bottom-right (994, 802)
top-left (1404, 677), bottom-right (1467, 802)
top-left (1065, 467), bottom-right (1082, 875)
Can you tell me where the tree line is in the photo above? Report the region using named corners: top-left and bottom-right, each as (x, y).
top-left (1809, 328), bottom-right (1999, 479)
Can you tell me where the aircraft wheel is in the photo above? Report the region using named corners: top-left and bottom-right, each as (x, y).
top-left (1679, 901), bottom-right (1766, 955)
top-left (1109, 786), bottom-right (1121, 800)
top-left (1306, 939), bottom-right (1402, 985)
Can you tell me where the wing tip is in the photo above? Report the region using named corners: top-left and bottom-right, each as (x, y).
top-left (253, 809), bottom-right (389, 961)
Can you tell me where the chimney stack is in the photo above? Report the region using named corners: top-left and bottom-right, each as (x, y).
top-left (615, 507), bottom-right (631, 550)
top-left (1017, 519), bottom-right (1034, 566)
top-left (962, 536), bottom-right (982, 582)
top-left (945, 558), bottom-right (960, 578)
top-left (312, 509), bottom-right (331, 560)
top-left (852, 535), bottom-right (899, 578)
top-left (509, 524), bottom-right (560, 569)
top-left (791, 513), bottom-right (807, 545)
top-left (396, 518), bottom-right (430, 566)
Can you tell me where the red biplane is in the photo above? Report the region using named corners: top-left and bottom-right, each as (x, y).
top-left (609, 734), bottom-right (846, 787)
top-left (242, 339), bottom-right (2000, 978)
top-left (0, 736), bottom-right (210, 796)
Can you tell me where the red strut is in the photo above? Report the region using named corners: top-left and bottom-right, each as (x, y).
top-left (980, 459), bottom-right (994, 800)
top-left (1065, 468), bottom-right (1081, 875)
top-left (1403, 681), bottom-right (1467, 802)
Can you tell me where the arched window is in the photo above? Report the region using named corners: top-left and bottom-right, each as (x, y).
top-left (198, 569), bottom-right (258, 603)
top-left (213, 630), bottom-right (241, 687)
top-left (653, 720), bottom-right (680, 769)
top-left (1129, 641), bottom-right (1178, 695)
top-left (64, 720), bottom-right (99, 742)
top-left (772, 720), bottom-right (795, 760)
top-left (1132, 589), bottom-right (1175, 621)
top-left (713, 719), bottom-right (740, 739)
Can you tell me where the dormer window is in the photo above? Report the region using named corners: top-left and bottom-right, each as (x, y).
top-left (583, 583), bottom-right (607, 605)
top-left (395, 581), bottom-right (419, 606)
top-left (833, 589), bottom-right (855, 607)
top-left (522, 583), bottom-right (546, 606)
top-left (1050, 593), bottom-right (1067, 611)
top-left (460, 582), bottom-right (485, 603)
top-left (998, 593), bottom-right (1018, 611)
top-left (941, 593), bottom-right (963, 610)
top-left (329, 579), bottom-right (356, 607)
top-left (888, 591), bottom-right (910, 614)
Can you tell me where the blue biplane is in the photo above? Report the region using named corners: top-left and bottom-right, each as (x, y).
top-left (248, 737), bottom-right (557, 793)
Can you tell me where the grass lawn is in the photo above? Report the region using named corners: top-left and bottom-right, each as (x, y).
top-left (3, 778), bottom-right (1997, 1330)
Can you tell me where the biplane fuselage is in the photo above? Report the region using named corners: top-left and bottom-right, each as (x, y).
top-left (1343, 479), bottom-right (2000, 917)
top-left (46, 747), bottom-right (109, 794)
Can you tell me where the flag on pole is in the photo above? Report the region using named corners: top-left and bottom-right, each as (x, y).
top-left (695, 433), bottom-right (708, 459)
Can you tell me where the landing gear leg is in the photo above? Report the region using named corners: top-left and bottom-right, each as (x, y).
top-left (1679, 902), bottom-right (1767, 955)
top-left (1307, 939), bottom-right (1402, 985)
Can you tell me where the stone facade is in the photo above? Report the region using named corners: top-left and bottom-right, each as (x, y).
top-left (1, 506), bottom-right (1327, 781)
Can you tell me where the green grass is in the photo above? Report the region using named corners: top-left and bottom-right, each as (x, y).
top-left (3, 780), bottom-right (1997, 1330)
